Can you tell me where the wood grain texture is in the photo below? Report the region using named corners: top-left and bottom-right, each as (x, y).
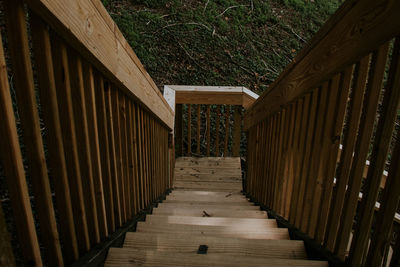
top-left (26, 0), bottom-right (174, 128)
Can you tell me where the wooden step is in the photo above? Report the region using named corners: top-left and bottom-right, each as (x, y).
top-left (168, 190), bottom-right (244, 197)
top-left (105, 248), bottom-right (329, 267)
top-left (160, 200), bottom-right (254, 206)
top-left (136, 221), bottom-right (290, 239)
top-left (165, 194), bottom-right (248, 202)
top-left (174, 175), bottom-right (242, 183)
top-left (175, 167), bottom-right (241, 174)
top-left (153, 207), bottom-right (267, 218)
top-left (156, 202), bottom-right (260, 210)
top-left (173, 181), bottom-right (242, 191)
top-left (145, 215), bottom-right (278, 227)
top-left (123, 232), bottom-right (307, 259)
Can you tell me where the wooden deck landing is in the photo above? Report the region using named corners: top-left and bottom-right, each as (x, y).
top-left (105, 157), bottom-right (328, 266)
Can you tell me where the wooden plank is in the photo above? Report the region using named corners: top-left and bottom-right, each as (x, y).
top-left (126, 100), bottom-right (138, 215)
top-left (95, 75), bottom-right (115, 233)
top-left (165, 195), bottom-right (248, 203)
top-left (349, 37), bottom-right (400, 266)
top-left (366, 122), bottom-right (400, 265)
top-left (105, 82), bottom-right (122, 227)
top-left (145, 215), bottom-right (277, 228)
top-left (135, 104), bottom-right (145, 210)
top-left (244, 0), bottom-right (400, 130)
top-left (130, 102), bottom-right (140, 212)
top-left (0, 202), bottom-right (15, 267)
top-left (51, 33), bottom-right (90, 253)
top-left (187, 104), bottom-right (192, 155)
top-left (82, 62), bottom-right (108, 239)
top-left (156, 203), bottom-right (259, 210)
top-left (232, 106), bottom-right (242, 157)
top-left (26, 0), bottom-right (174, 128)
top-left (30, 13), bottom-right (78, 263)
top-left (173, 181), bottom-right (242, 191)
top-left (69, 50), bottom-right (100, 245)
top-left (0, 18), bottom-right (42, 265)
top-left (325, 55), bottom-right (371, 250)
top-left (175, 104), bottom-right (183, 157)
top-left (215, 105), bottom-right (221, 156)
top-left (105, 248), bottom-right (328, 267)
top-left (335, 45), bottom-right (390, 259)
top-left (123, 232), bottom-right (307, 259)
top-left (152, 208), bottom-right (267, 219)
top-left (136, 222), bottom-right (290, 240)
top-left (223, 105), bottom-right (231, 156)
top-left (176, 157), bottom-right (241, 163)
top-left (206, 105), bottom-right (211, 156)
top-left (196, 104), bottom-right (201, 154)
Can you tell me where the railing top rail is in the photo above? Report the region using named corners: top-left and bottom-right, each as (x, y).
top-left (27, 0), bottom-right (174, 129)
top-left (165, 85), bottom-right (259, 109)
top-left (243, 0), bottom-right (400, 130)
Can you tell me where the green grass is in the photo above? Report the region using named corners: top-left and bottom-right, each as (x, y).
top-left (102, 0), bottom-right (340, 94)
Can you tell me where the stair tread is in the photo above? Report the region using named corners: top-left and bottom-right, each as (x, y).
top-left (145, 214), bottom-right (278, 227)
top-left (123, 232), bottom-right (307, 259)
top-left (156, 202), bottom-right (260, 210)
top-left (153, 207), bottom-right (267, 218)
top-left (105, 248), bottom-right (329, 267)
top-left (136, 221), bottom-right (290, 240)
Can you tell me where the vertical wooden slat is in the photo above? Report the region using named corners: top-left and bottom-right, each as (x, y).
top-left (392, 235), bottom-right (400, 267)
top-left (69, 51), bottom-right (100, 245)
top-left (295, 90), bottom-right (318, 230)
top-left (325, 56), bottom-right (370, 250)
top-left (215, 105), bottom-right (221, 157)
top-left (126, 100), bottom-right (137, 215)
top-left (187, 104), bottom-right (192, 155)
top-left (30, 13), bottom-right (78, 263)
top-left (95, 76), bottom-right (115, 233)
top-left (366, 125), bottom-right (400, 266)
top-left (0, 23), bottom-right (42, 265)
top-left (105, 82), bottom-right (122, 227)
top-left (196, 104), bottom-right (201, 154)
top-left (349, 38), bottom-right (400, 266)
top-left (51, 34), bottom-right (90, 253)
top-left (0, 201), bottom-right (15, 267)
top-left (131, 102), bottom-right (140, 213)
top-left (82, 63), bottom-right (108, 239)
top-left (224, 105), bottom-right (231, 156)
top-left (335, 44), bottom-right (391, 258)
top-left (175, 104), bottom-right (183, 157)
top-left (206, 105), bottom-right (211, 156)
top-left (111, 87), bottom-right (126, 223)
top-left (135, 104), bottom-right (145, 209)
top-left (232, 106), bottom-right (242, 157)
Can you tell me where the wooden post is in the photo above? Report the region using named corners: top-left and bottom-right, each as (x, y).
top-left (187, 104), bottom-right (192, 155)
top-left (223, 105), bottom-right (231, 157)
top-left (206, 105), bottom-right (211, 156)
top-left (232, 106), bottom-right (242, 157)
top-left (196, 104), bottom-right (201, 154)
top-left (176, 104), bottom-right (183, 157)
top-left (215, 105), bottom-right (221, 157)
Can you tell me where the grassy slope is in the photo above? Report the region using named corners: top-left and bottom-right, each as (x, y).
top-left (102, 0), bottom-right (340, 95)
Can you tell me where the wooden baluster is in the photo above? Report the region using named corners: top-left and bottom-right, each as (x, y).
top-left (215, 105), bottom-right (221, 157)
top-left (111, 87), bottom-right (126, 223)
top-left (69, 50), bottom-right (100, 245)
top-left (126, 100), bottom-right (137, 215)
top-left (349, 38), bottom-right (400, 266)
top-left (0, 19), bottom-right (42, 265)
top-left (335, 44), bottom-right (390, 258)
top-left (105, 82), bottom-right (122, 227)
top-left (176, 104), bottom-right (183, 157)
top-left (196, 104), bottom-right (201, 154)
top-left (95, 76), bottom-right (115, 233)
top-left (51, 34), bottom-right (90, 253)
top-left (295, 90), bottom-right (318, 230)
top-left (392, 234), bottom-right (400, 266)
top-left (82, 63), bottom-right (108, 239)
top-left (131, 102), bottom-right (140, 213)
top-left (223, 105), bottom-right (231, 157)
top-left (273, 109), bottom-right (286, 212)
top-left (325, 58), bottom-right (369, 250)
top-left (30, 13), bottom-right (78, 262)
top-left (206, 105), bottom-right (211, 156)
top-left (0, 202), bottom-right (15, 266)
top-left (136, 105), bottom-right (145, 209)
top-left (187, 104), bottom-right (192, 155)
top-left (232, 106), bottom-right (242, 157)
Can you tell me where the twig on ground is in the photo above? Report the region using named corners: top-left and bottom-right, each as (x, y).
top-left (216, 5), bottom-right (250, 18)
top-left (163, 22), bottom-right (211, 31)
top-left (203, 0), bottom-right (210, 13)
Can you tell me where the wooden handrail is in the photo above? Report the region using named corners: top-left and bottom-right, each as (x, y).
top-left (244, 0), bottom-right (400, 130)
top-left (26, 0), bottom-right (174, 129)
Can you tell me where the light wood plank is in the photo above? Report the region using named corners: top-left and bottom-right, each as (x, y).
top-left (153, 207), bottom-right (267, 218)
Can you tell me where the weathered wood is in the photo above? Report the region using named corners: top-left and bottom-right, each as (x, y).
top-left (215, 105), bottom-right (221, 156)
top-left (232, 106), bottom-right (242, 157)
top-left (105, 248), bottom-right (328, 267)
top-left (123, 232), bottom-right (307, 259)
top-left (206, 105), bottom-right (211, 156)
top-left (26, 0), bottom-right (174, 128)
top-left (69, 50), bottom-right (100, 245)
top-left (95, 75), bottom-right (116, 233)
top-left (196, 104), bottom-right (201, 154)
top-left (244, 0), bottom-right (400, 130)
top-left (30, 12), bottom-right (78, 263)
top-left (175, 104), bottom-right (183, 157)
top-left (51, 34), bottom-right (90, 253)
top-left (335, 44), bottom-right (392, 259)
top-left (349, 37), bottom-right (400, 266)
top-left (187, 104), bottom-right (192, 155)
top-left (0, 20), bottom-right (42, 265)
top-left (223, 105), bottom-right (231, 156)
top-left (0, 203), bottom-right (15, 267)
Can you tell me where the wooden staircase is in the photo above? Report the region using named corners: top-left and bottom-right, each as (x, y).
top-left (105, 157), bottom-right (328, 266)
